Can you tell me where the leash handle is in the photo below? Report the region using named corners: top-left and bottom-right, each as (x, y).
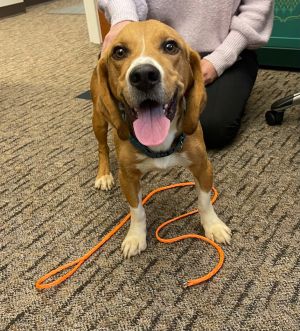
top-left (35, 259), bottom-right (84, 290)
top-left (35, 213), bottom-right (131, 290)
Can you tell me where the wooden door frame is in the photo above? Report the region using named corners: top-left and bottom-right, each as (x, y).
top-left (83, 0), bottom-right (110, 44)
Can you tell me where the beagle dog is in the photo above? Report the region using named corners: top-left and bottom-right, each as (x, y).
top-left (90, 20), bottom-right (231, 258)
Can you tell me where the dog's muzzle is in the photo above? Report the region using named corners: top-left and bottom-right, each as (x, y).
top-left (123, 64), bottom-right (178, 147)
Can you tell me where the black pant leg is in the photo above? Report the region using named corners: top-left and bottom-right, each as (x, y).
top-left (200, 50), bottom-right (259, 149)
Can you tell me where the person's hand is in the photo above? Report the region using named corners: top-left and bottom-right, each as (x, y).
top-left (101, 20), bottom-right (132, 56)
top-left (201, 59), bottom-right (218, 85)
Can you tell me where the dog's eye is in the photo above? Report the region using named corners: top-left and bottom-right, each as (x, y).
top-left (163, 40), bottom-right (180, 55)
top-left (112, 46), bottom-right (128, 60)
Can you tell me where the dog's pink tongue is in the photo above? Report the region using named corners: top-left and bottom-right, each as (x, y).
top-left (133, 105), bottom-right (170, 146)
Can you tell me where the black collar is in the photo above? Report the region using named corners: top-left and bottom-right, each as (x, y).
top-left (129, 133), bottom-right (186, 158)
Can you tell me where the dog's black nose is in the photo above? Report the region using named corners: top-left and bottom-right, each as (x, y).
top-left (129, 64), bottom-right (161, 91)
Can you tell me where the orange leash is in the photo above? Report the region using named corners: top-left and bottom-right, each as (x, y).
top-left (35, 182), bottom-right (224, 290)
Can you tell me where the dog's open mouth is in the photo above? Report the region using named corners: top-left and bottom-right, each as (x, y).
top-left (131, 90), bottom-right (178, 147)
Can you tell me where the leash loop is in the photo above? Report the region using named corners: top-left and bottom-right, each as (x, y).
top-left (35, 258), bottom-right (84, 290)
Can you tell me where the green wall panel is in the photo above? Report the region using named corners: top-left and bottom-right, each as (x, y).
top-left (257, 0), bottom-right (300, 68)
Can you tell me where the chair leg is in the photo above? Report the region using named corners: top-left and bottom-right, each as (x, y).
top-left (265, 92), bottom-right (300, 125)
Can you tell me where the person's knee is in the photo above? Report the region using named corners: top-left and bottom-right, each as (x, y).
top-left (201, 118), bottom-right (240, 149)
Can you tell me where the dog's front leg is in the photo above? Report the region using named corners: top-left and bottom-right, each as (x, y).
top-left (189, 160), bottom-right (231, 244)
top-left (93, 108), bottom-right (114, 191)
top-left (119, 168), bottom-right (147, 258)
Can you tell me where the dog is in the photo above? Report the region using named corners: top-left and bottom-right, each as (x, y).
top-left (90, 20), bottom-right (231, 258)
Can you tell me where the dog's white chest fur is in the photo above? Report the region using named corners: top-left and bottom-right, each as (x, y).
top-left (136, 152), bottom-right (191, 173)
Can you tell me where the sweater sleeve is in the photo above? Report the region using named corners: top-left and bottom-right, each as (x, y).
top-left (204, 0), bottom-right (274, 76)
top-left (98, 0), bottom-right (148, 25)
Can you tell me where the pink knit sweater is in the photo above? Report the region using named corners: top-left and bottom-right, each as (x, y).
top-left (98, 0), bottom-right (274, 76)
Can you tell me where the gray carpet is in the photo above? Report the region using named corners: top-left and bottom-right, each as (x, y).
top-left (1, 0), bottom-right (300, 330)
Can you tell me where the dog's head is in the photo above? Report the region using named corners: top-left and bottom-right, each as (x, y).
top-left (92, 20), bottom-right (206, 145)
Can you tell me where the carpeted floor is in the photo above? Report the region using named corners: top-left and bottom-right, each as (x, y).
top-left (1, 1), bottom-right (299, 330)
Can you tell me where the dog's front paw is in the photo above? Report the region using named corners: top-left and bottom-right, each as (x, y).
top-left (203, 218), bottom-right (231, 244)
top-left (121, 233), bottom-right (147, 259)
top-left (95, 173), bottom-right (114, 191)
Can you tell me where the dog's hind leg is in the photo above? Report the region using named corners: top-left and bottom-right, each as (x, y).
top-left (93, 108), bottom-right (114, 191)
top-left (189, 160), bottom-right (231, 244)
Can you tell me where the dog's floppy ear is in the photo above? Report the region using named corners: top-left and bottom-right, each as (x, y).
top-left (93, 57), bottom-right (129, 140)
top-left (182, 49), bottom-right (207, 135)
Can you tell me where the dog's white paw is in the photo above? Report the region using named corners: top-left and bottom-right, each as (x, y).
top-left (95, 173), bottom-right (114, 191)
top-left (203, 218), bottom-right (231, 244)
top-left (121, 233), bottom-right (147, 259)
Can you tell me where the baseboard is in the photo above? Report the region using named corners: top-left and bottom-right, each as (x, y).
top-left (257, 47), bottom-right (300, 70)
top-left (24, 0), bottom-right (52, 6)
top-left (0, 2), bottom-right (26, 18)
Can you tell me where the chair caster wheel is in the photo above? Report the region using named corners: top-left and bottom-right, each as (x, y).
top-left (265, 110), bottom-right (284, 126)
